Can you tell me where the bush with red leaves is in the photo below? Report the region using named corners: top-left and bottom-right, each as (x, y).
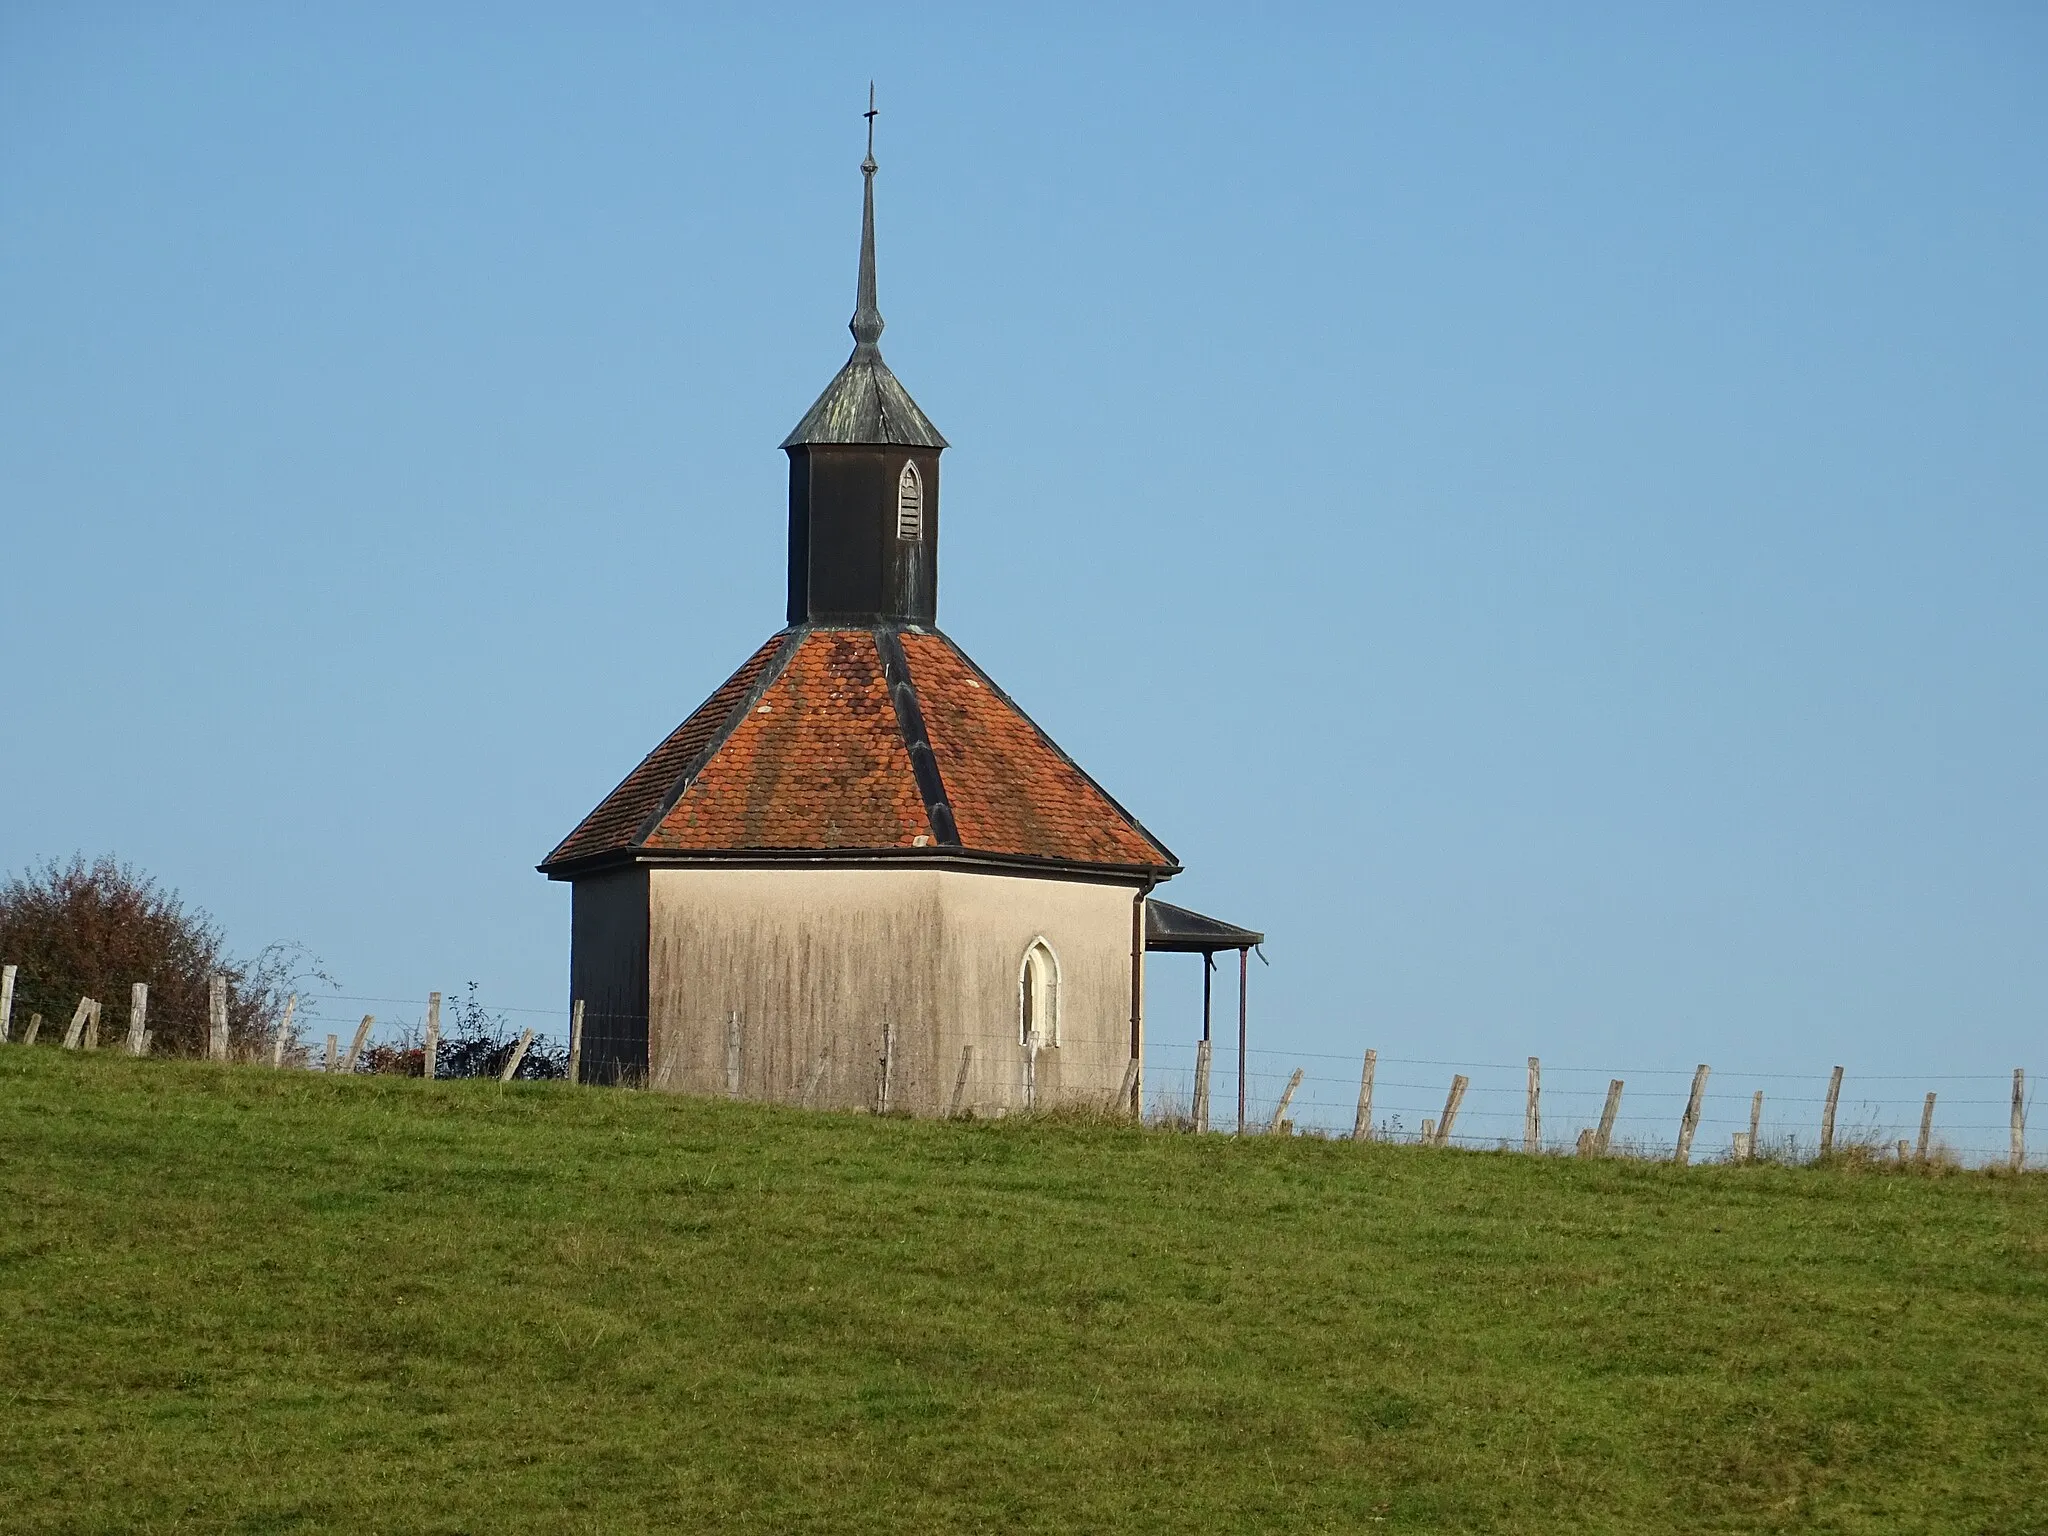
top-left (0, 854), bottom-right (327, 1059)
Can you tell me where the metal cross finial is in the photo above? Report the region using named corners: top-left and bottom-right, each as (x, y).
top-left (850, 81), bottom-right (883, 347)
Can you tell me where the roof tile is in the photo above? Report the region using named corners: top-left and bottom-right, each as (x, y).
top-left (543, 626), bottom-right (1174, 874)
top-left (647, 630), bottom-right (928, 850)
top-left (902, 632), bottom-right (1172, 869)
top-left (543, 634), bottom-right (786, 867)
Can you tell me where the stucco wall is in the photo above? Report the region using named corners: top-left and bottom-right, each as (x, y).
top-left (645, 866), bottom-right (1144, 1115)
top-left (932, 871), bottom-right (1141, 1114)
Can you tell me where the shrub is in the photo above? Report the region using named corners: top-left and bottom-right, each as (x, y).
top-left (0, 854), bottom-right (326, 1058)
top-left (419, 983), bottom-right (567, 1081)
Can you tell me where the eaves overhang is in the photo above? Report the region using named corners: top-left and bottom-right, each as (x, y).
top-left (538, 844), bottom-right (1180, 888)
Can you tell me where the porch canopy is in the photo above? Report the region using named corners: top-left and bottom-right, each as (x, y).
top-left (1145, 899), bottom-right (1264, 1133)
top-left (1145, 899), bottom-right (1262, 954)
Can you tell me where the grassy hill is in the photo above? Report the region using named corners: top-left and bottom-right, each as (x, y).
top-left (2, 1049), bottom-right (2044, 1534)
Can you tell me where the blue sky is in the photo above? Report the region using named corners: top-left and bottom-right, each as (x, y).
top-left (4, 4), bottom-right (2043, 1151)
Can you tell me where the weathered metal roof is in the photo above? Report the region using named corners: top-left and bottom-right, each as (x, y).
top-left (1145, 899), bottom-right (1263, 953)
top-left (781, 132), bottom-right (946, 450)
top-left (781, 346), bottom-right (947, 449)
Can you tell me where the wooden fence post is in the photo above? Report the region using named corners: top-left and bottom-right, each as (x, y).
top-left (1421, 1118), bottom-right (1436, 1145)
top-left (62, 998), bottom-right (93, 1049)
top-left (325, 1033), bottom-right (338, 1072)
top-left (271, 994), bottom-right (295, 1068)
top-left (1917, 1091), bottom-right (1936, 1162)
top-left (421, 992), bottom-right (440, 1081)
top-left (499, 1028), bottom-right (535, 1083)
top-left (567, 999), bottom-right (584, 1086)
top-left (0, 964), bottom-right (15, 1044)
top-left (1594, 1079), bottom-right (1624, 1156)
top-left (208, 974), bottom-right (229, 1062)
top-left (1116, 1057), bottom-right (1143, 1119)
top-left (341, 1015), bottom-right (373, 1073)
top-left (1896, 1139), bottom-right (1911, 1163)
top-left (1732, 1131), bottom-right (1750, 1161)
top-left (1674, 1064), bottom-right (1710, 1165)
top-left (725, 1010), bottom-right (742, 1097)
top-left (878, 1019), bottom-right (896, 1114)
top-left (1267, 1067), bottom-right (1303, 1134)
top-left (1525, 1057), bottom-right (1541, 1154)
top-left (1353, 1048), bottom-right (1376, 1142)
top-left (83, 1000), bottom-right (102, 1050)
top-left (1436, 1074), bottom-right (1469, 1147)
top-left (1748, 1091), bottom-right (1764, 1162)
top-left (948, 1045), bottom-right (975, 1118)
top-left (1819, 1065), bottom-right (1844, 1156)
top-left (798, 1049), bottom-right (830, 1108)
top-left (2012, 1068), bottom-right (2027, 1173)
top-left (1192, 1038), bottom-right (1213, 1132)
top-left (1574, 1127), bottom-right (1593, 1157)
top-left (129, 983), bottom-right (150, 1056)
top-left (23, 1013), bottom-right (43, 1045)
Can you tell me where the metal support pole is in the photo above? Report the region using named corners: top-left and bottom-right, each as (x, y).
top-left (1236, 947), bottom-right (1248, 1135)
top-left (1202, 953), bottom-right (1213, 1042)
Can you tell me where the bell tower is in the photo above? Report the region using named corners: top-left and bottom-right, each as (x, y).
top-left (781, 89), bottom-right (948, 628)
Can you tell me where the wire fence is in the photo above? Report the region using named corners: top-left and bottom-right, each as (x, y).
top-left (288, 992), bottom-right (599, 1078)
top-left (1141, 1039), bottom-right (2034, 1167)
top-left (34, 978), bottom-right (2032, 1170)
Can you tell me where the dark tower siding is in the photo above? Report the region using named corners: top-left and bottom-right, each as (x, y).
top-left (785, 451), bottom-right (813, 627)
top-left (570, 867), bottom-right (650, 1084)
top-left (786, 444), bottom-right (940, 626)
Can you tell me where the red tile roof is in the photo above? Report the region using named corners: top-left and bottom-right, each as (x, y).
top-left (542, 634), bottom-right (788, 868)
top-left (646, 629), bottom-right (928, 851)
top-left (541, 626), bottom-right (1175, 876)
top-left (898, 633), bottom-right (1171, 869)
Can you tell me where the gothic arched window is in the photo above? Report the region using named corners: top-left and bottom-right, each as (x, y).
top-left (896, 460), bottom-right (924, 542)
top-left (1019, 940), bottom-right (1059, 1047)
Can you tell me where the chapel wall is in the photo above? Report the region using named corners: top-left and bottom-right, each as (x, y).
top-left (935, 872), bottom-right (1142, 1115)
top-left (643, 866), bottom-right (1144, 1115)
top-left (646, 867), bottom-right (943, 1109)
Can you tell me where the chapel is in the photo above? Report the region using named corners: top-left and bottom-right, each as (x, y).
top-left (540, 119), bottom-right (1254, 1114)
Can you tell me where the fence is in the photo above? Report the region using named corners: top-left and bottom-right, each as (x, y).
top-left (2, 963), bottom-right (2033, 1169)
top-left (0, 969), bottom-right (595, 1085)
top-left (1141, 1039), bottom-right (2034, 1169)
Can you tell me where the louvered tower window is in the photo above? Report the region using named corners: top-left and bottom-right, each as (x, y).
top-left (896, 460), bottom-right (923, 541)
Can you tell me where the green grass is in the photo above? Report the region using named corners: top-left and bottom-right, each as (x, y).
top-left (3, 1049), bottom-right (2045, 1534)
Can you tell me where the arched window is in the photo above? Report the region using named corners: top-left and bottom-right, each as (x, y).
top-left (896, 460), bottom-right (923, 542)
top-left (1019, 940), bottom-right (1059, 1047)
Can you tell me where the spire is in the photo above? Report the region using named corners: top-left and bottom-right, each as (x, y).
top-left (851, 82), bottom-right (883, 351)
top-left (780, 86), bottom-right (945, 451)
